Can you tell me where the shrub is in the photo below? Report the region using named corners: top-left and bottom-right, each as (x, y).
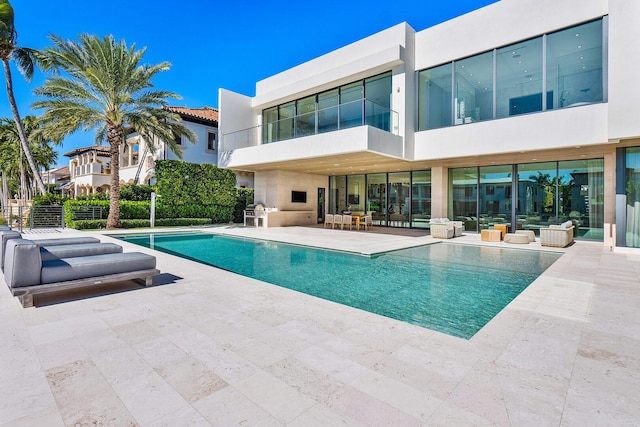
top-left (120, 184), bottom-right (154, 201)
top-left (233, 188), bottom-right (254, 223)
top-left (69, 218), bottom-right (213, 230)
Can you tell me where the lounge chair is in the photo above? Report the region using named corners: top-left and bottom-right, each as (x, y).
top-left (4, 238), bottom-right (159, 308)
top-left (540, 220), bottom-right (575, 247)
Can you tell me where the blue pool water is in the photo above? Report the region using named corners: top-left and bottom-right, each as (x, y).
top-left (112, 232), bottom-right (560, 339)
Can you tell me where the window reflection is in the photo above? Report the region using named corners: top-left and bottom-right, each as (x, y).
top-left (455, 52), bottom-right (493, 124)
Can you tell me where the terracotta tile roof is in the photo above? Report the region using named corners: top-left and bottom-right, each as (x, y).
top-left (63, 145), bottom-right (111, 157)
top-left (164, 106), bottom-right (219, 123)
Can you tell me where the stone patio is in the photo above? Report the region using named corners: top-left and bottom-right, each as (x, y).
top-left (1, 226), bottom-right (638, 426)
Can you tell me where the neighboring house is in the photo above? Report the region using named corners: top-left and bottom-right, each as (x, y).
top-left (218, 0), bottom-right (640, 248)
top-left (41, 166), bottom-right (71, 195)
top-left (64, 106), bottom-right (242, 197)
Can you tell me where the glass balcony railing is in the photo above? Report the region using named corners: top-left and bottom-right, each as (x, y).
top-left (222, 99), bottom-right (399, 151)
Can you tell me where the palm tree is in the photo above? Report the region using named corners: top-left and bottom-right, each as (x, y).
top-left (33, 34), bottom-right (195, 228)
top-left (0, 116), bottom-right (56, 204)
top-left (0, 0), bottom-right (46, 195)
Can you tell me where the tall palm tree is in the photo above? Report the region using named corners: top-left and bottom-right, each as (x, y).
top-left (0, 0), bottom-right (46, 195)
top-left (33, 34), bottom-right (195, 228)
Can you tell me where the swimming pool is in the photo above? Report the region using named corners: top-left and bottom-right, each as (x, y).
top-left (112, 232), bottom-right (561, 339)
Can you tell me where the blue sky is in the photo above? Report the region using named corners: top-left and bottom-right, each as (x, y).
top-left (3, 0), bottom-right (497, 168)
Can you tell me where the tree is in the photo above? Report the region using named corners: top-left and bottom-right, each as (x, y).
top-left (0, 116), bottom-right (56, 205)
top-left (33, 34), bottom-right (195, 229)
top-left (0, 0), bottom-right (46, 195)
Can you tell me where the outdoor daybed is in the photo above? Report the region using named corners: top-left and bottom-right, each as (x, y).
top-left (4, 238), bottom-right (159, 307)
top-left (540, 221), bottom-right (575, 247)
top-left (0, 230), bottom-right (100, 271)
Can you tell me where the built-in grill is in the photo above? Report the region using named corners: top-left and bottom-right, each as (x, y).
top-left (243, 203), bottom-right (268, 227)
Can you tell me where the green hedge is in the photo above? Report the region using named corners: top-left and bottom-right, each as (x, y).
top-left (69, 218), bottom-right (213, 230)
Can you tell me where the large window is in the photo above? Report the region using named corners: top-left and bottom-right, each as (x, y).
top-left (547, 20), bottom-right (604, 109)
top-left (418, 18), bottom-right (606, 130)
top-left (450, 167), bottom-right (478, 232)
top-left (479, 165), bottom-right (513, 230)
top-left (626, 148), bottom-right (640, 247)
top-left (388, 172), bottom-right (410, 227)
top-left (262, 72), bottom-right (393, 143)
top-left (411, 170), bottom-right (431, 228)
top-left (455, 51), bottom-right (494, 124)
top-left (419, 63), bottom-right (452, 130)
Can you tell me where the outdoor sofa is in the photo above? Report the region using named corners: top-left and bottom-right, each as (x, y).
top-left (3, 238), bottom-right (159, 308)
top-left (540, 220), bottom-right (575, 248)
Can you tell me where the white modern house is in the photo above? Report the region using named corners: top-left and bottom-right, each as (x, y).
top-left (218, 0), bottom-right (640, 248)
top-left (64, 106), bottom-right (242, 197)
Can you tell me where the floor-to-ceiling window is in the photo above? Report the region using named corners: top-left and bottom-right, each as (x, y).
top-left (419, 63), bottom-right (453, 130)
top-left (449, 167), bottom-right (478, 232)
top-left (412, 170), bottom-right (431, 228)
top-left (329, 176), bottom-right (347, 214)
top-left (418, 18), bottom-right (606, 130)
top-left (388, 172), bottom-right (410, 227)
top-left (517, 162), bottom-right (557, 233)
top-left (367, 173), bottom-right (387, 225)
top-left (296, 95), bottom-right (316, 137)
top-left (558, 159), bottom-right (604, 239)
top-left (496, 36), bottom-right (544, 118)
top-left (546, 19), bottom-right (604, 110)
top-left (455, 51), bottom-right (494, 125)
top-left (347, 174), bottom-right (365, 213)
top-left (479, 165), bottom-right (513, 230)
top-left (318, 89), bottom-right (339, 134)
top-left (365, 73), bottom-right (392, 131)
top-left (626, 148), bottom-right (640, 247)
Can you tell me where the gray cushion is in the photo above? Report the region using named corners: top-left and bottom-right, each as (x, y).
top-left (1, 230), bottom-right (23, 271)
top-left (39, 243), bottom-right (123, 262)
top-left (41, 252), bottom-right (157, 285)
top-left (31, 237), bottom-right (100, 247)
top-left (4, 239), bottom-right (42, 288)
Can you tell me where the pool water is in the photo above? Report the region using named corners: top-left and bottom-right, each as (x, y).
top-left (113, 232), bottom-right (561, 339)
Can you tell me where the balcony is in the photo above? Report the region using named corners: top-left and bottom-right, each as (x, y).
top-left (223, 99), bottom-right (399, 151)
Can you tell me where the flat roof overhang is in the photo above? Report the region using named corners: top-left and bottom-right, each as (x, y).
top-left (220, 126), bottom-right (409, 175)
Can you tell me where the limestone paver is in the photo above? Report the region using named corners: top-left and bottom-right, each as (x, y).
top-left (0, 226), bottom-right (638, 425)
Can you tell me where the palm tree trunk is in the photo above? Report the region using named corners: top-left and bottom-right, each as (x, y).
top-left (106, 124), bottom-right (122, 229)
top-left (2, 58), bottom-right (46, 195)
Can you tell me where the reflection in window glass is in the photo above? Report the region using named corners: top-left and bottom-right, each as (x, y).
top-left (558, 159), bottom-right (603, 239)
top-left (517, 162), bottom-right (557, 235)
top-left (418, 63), bottom-right (452, 130)
top-left (388, 172), bottom-right (410, 227)
top-left (496, 37), bottom-right (544, 118)
top-left (278, 102), bottom-right (295, 141)
top-left (547, 20), bottom-right (603, 109)
top-left (367, 173), bottom-right (387, 226)
top-left (626, 148), bottom-right (640, 247)
top-left (412, 170), bottom-right (431, 229)
top-left (347, 174), bottom-right (365, 213)
top-left (365, 73), bottom-right (392, 131)
top-left (262, 107), bottom-right (277, 144)
top-left (318, 89), bottom-right (339, 134)
top-left (455, 52), bottom-right (494, 124)
top-left (479, 165), bottom-right (513, 230)
top-left (449, 167), bottom-right (478, 232)
top-left (296, 95), bottom-right (316, 138)
top-left (329, 176), bottom-right (346, 214)
top-left (340, 82), bottom-right (364, 129)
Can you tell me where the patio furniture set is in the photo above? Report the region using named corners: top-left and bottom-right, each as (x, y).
top-left (324, 214), bottom-right (373, 230)
top-left (478, 221), bottom-right (574, 247)
top-left (0, 227), bottom-right (159, 308)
